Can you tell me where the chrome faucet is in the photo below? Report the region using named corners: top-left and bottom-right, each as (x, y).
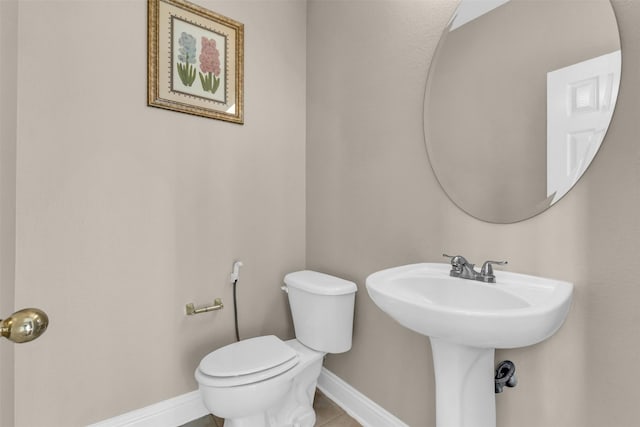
top-left (443, 254), bottom-right (507, 283)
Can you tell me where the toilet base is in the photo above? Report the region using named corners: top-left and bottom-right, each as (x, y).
top-left (200, 339), bottom-right (325, 427)
top-left (266, 340), bottom-right (324, 427)
top-left (224, 413), bottom-right (269, 427)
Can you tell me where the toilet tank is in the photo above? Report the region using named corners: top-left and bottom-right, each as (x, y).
top-left (284, 270), bottom-right (357, 354)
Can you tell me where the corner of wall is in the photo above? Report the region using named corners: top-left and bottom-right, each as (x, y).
top-left (0, 0), bottom-right (19, 426)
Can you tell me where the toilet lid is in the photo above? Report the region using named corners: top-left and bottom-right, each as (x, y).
top-left (198, 335), bottom-right (298, 383)
top-left (197, 355), bottom-right (299, 387)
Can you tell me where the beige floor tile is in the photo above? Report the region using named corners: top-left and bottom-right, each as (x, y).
top-left (212, 415), bottom-right (224, 427)
top-left (322, 413), bottom-right (362, 427)
top-left (182, 389), bottom-right (362, 427)
top-left (179, 414), bottom-right (217, 427)
top-left (314, 390), bottom-right (345, 426)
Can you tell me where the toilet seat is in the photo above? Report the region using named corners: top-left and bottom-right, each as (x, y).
top-left (197, 335), bottom-right (299, 387)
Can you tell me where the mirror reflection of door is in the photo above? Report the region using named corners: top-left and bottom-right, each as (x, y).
top-left (424, 0), bottom-right (622, 223)
top-left (546, 51), bottom-right (621, 204)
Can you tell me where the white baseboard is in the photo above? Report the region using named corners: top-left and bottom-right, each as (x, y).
top-left (317, 367), bottom-right (409, 427)
top-left (86, 390), bottom-right (208, 427)
top-left (88, 368), bottom-right (407, 427)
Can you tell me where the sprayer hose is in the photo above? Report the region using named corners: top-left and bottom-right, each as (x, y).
top-left (232, 279), bottom-right (240, 341)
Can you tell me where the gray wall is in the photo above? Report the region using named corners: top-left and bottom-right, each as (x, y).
top-left (307, 0), bottom-right (640, 426)
top-left (0, 1), bottom-right (17, 426)
top-left (4, 0), bottom-right (640, 426)
top-left (6, 1), bottom-right (306, 425)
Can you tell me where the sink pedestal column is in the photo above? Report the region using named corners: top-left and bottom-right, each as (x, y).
top-left (429, 337), bottom-right (496, 427)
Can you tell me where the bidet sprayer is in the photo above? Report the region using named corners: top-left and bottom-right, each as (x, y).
top-left (230, 261), bottom-right (243, 283)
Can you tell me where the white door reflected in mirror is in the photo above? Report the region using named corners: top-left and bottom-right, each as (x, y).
top-left (424, 0), bottom-right (621, 223)
top-left (547, 50), bottom-right (621, 204)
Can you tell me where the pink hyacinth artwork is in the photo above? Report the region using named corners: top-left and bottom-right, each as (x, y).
top-left (199, 37), bottom-right (221, 94)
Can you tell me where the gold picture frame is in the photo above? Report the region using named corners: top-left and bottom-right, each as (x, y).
top-left (148, 0), bottom-right (244, 124)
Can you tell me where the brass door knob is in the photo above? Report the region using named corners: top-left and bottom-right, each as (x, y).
top-left (0, 308), bottom-right (49, 343)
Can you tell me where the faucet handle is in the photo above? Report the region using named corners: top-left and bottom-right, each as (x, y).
top-left (443, 254), bottom-right (471, 270)
top-left (443, 253), bottom-right (461, 263)
top-left (480, 260), bottom-right (508, 276)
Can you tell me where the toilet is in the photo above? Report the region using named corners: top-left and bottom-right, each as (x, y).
top-left (195, 270), bottom-right (357, 427)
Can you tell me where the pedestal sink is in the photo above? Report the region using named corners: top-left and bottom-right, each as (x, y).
top-left (366, 263), bottom-right (573, 427)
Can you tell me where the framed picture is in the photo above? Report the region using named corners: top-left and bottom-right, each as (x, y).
top-left (148, 0), bottom-right (244, 124)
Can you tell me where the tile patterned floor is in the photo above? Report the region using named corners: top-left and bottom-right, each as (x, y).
top-left (181, 389), bottom-right (361, 427)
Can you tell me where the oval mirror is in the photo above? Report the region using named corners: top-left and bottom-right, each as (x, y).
top-left (424, 0), bottom-right (621, 223)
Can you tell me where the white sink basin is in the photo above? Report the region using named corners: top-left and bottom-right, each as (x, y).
top-left (366, 263), bottom-right (574, 427)
top-left (366, 263), bottom-right (573, 348)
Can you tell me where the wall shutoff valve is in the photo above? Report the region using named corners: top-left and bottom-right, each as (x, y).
top-left (495, 360), bottom-right (518, 393)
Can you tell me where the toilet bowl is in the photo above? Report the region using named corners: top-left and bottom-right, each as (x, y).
top-left (195, 270), bottom-right (357, 427)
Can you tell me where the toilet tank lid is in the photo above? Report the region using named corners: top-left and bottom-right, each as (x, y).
top-left (284, 270), bottom-right (357, 295)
